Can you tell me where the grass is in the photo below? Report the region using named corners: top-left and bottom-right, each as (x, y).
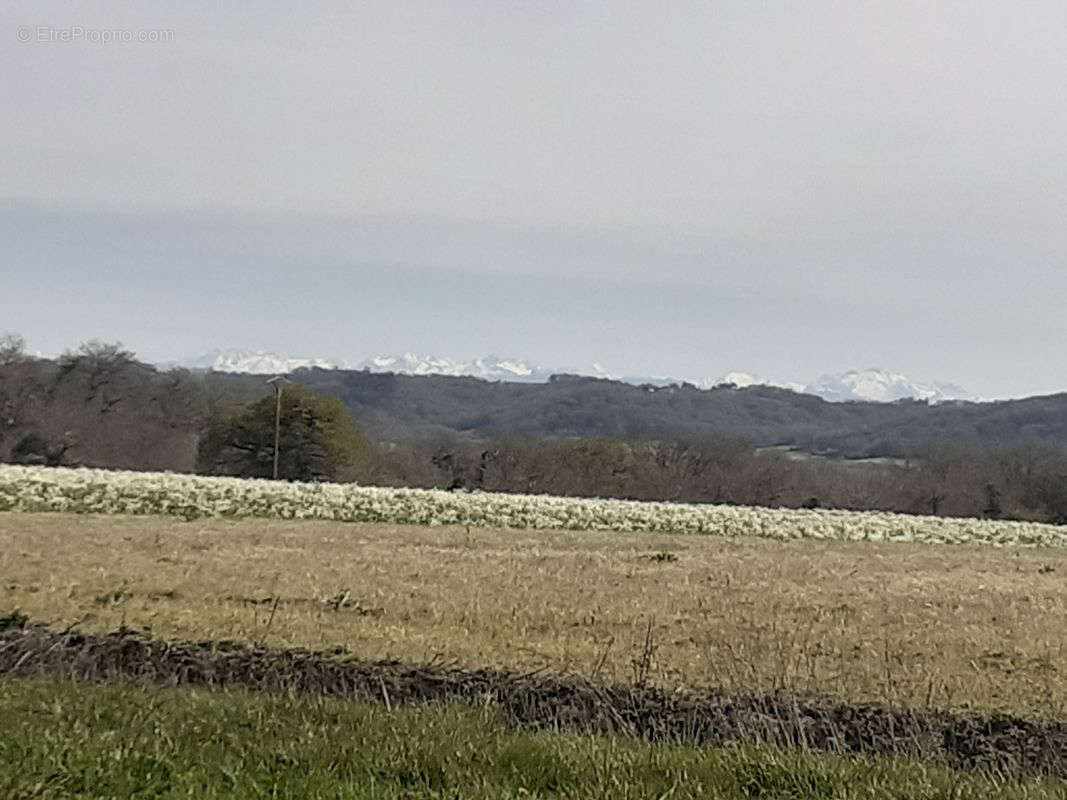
top-left (2, 676), bottom-right (1065, 799)
top-left (2, 512), bottom-right (1066, 717)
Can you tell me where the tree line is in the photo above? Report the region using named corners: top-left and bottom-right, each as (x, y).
top-left (362, 435), bottom-right (1067, 524)
top-left (191, 376), bottom-right (1067, 525)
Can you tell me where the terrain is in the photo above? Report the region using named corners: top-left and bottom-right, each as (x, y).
top-left (163, 348), bottom-right (976, 402)
top-left (4, 512), bottom-right (1065, 718)
top-left (4, 468), bottom-right (1067, 796)
top-left (289, 368), bottom-right (1065, 454)
top-left (5, 355), bottom-right (1067, 473)
top-left (6, 678), bottom-right (1063, 799)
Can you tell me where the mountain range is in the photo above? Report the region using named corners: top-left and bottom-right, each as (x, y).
top-left (157, 349), bottom-right (976, 404)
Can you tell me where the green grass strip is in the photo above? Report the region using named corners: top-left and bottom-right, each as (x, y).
top-left (1, 677), bottom-right (1064, 799)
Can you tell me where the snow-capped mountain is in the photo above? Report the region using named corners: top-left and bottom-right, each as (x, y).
top-left (714, 371), bottom-right (763, 388)
top-left (361, 357), bottom-right (706, 388)
top-left (360, 353), bottom-right (552, 382)
top-left (707, 368), bottom-right (972, 402)
top-left (157, 349), bottom-right (346, 375)
top-left (709, 371), bottom-right (807, 394)
top-left (803, 369), bottom-right (974, 403)
top-left (159, 349), bottom-right (553, 381)
top-left (157, 350), bottom-right (973, 403)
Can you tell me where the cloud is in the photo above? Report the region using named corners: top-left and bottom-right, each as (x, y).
top-left (3, 1), bottom-right (1067, 397)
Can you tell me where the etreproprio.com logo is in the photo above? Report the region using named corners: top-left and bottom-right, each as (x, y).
top-left (17, 25), bottom-right (175, 44)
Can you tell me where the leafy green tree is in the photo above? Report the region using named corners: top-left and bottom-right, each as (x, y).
top-left (197, 384), bottom-right (375, 482)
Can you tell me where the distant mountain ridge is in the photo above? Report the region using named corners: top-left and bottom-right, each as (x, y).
top-left (157, 349), bottom-right (342, 375)
top-left (158, 349), bottom-right (975, 404)
top-left (805, 369), bottom-right (974, 404)
top-left (360, 353), bottom-right (550, 382)
top-left (718, 368), bottom-right (975, 403)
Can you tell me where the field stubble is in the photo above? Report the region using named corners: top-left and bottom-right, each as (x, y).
top-left (2, 512), bottom-right (1066, 717)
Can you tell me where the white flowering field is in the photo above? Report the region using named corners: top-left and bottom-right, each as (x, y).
top-left (1, 464), bottom-right (1065, 547)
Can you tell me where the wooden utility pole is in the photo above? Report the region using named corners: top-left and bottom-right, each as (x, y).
top-left (266, 375), bottom-right (291, 479)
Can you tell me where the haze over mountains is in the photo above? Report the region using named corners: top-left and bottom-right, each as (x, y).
top-left (159, 349), bottom-right (976, 404)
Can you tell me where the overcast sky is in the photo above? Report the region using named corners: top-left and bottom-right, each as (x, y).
top-left (3, 1), bottom-right (1066, 398)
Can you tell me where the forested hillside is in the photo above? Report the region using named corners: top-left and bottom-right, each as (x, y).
top-left (291, 368), bottom-right (1067, 457)
top-left (5, 356), bottom-right (1067, 468)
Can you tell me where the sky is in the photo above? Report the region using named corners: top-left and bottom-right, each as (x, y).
top-left (3, 1), bottom-right (1067, 398)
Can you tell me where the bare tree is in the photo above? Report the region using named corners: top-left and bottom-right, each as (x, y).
top-left (57, 340), bottom-right (137, 407)
top-left (0, 333), bottom-right (27, 366)
top-left (59, 339), bottom-right (135, 370)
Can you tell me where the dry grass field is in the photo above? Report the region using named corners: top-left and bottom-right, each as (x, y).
top-left (2, 511), bottom-right (1065, 718)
